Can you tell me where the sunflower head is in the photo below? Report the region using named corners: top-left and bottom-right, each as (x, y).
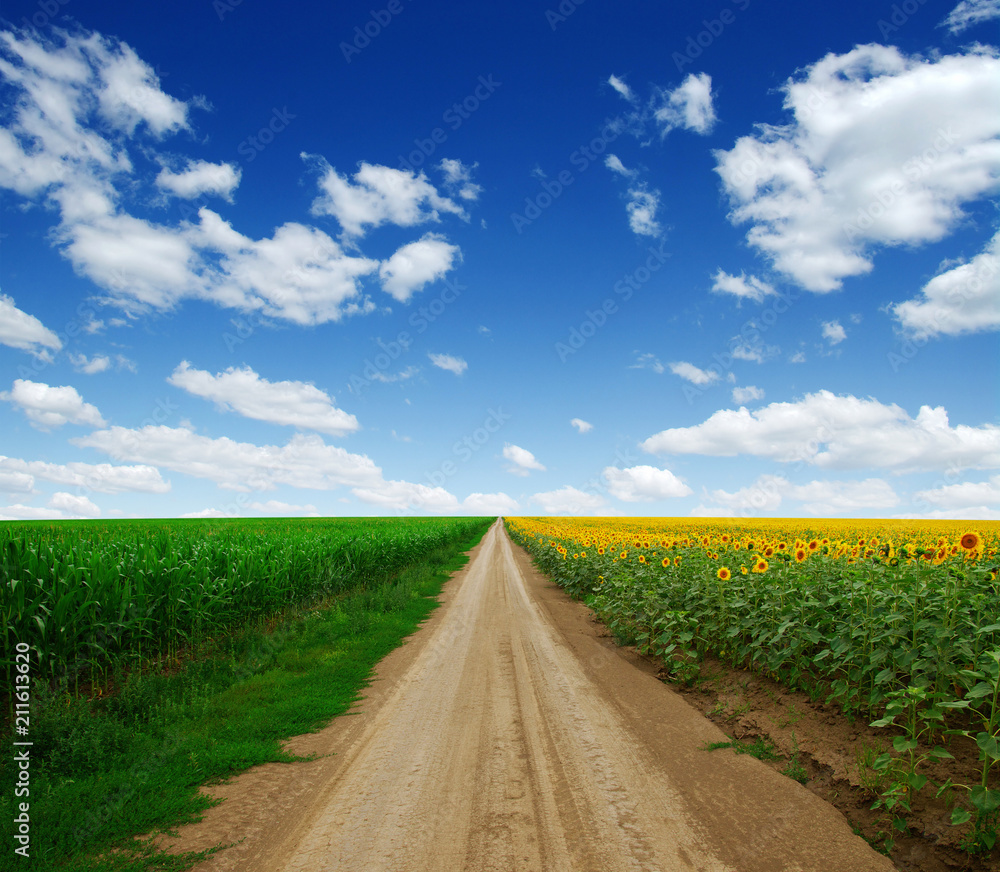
top-left (753, 557), bottom-right (769, 573)
top-left (960, 532), bottom-right (981, 551)
top-left (717, 567), bottom-right (731, 581)
top-left (795, 548), bottom-right (807, 562)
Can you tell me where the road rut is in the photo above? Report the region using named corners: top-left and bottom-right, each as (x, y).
top-left (167, 519), bottom-right (895, 871)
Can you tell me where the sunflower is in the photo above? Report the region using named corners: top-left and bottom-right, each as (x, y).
top-left (674, 556), bottom-right (682, 566)
top-left (620, 550), bottom-right (628, 559)
top-left (807, 539), bottom-right (819, 552)
top-left (795, 548), bottom-right (807, 563)
top-left (661, 557), bottom-right (671, 568)
top-left (753, 557), bottom-right (769, 573)
top-left (717, 567), bottom-right (731, 581)
top-left (638, 554), bottom-right (647, 564)
top-left (960, 531), bottom-right (981, 551)
top-left (597, 547), bottom-right (605, 555)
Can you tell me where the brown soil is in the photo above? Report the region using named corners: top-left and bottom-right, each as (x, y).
top-left (160, 520), bottom-right (896, 871)
top-left (658, 652), bottom-right (998, 872)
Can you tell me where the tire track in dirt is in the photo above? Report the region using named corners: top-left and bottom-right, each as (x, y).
top-left (166, 519), bottom-right (896, 871)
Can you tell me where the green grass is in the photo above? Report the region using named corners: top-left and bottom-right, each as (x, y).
top-left (0, 522), bottom-right (489, 872)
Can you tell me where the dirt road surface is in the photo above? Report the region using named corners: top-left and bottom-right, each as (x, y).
top-left (165, 519), bottom-right (896, 872)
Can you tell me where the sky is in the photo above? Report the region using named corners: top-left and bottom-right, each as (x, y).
top-left (0, 0), bottom-right (998, 521)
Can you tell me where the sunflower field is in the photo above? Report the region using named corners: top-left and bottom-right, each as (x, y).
top-left (506, 516), bottom-right (1000, 843)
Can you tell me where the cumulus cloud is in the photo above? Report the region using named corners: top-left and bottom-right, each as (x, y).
top-left (705, 474), bottom-right (900, 515)
top-left (570, 418), bottom-right (593, 433)
top-left (732, 385), bottom-right (765, 404)
top-left (0, 455), bottom-right (169, 493)
top-left (75, 424), bottom-right (383, 492)
top-left (156, 160), bottom-right (241, 201)
top-left (531, 485), bottom-right (606, 514)
top-left (307, 157), bottom-right (467, 237)
top-left (379, 233), bottom-right (460, 302)
top-left (941, 0), bottom-right (1000, 32)
top-left (461, 492), bottom-right (520, 515)
top-left (891, 229), bottom-right (1000, 337)
top-left (642, 390), bottom-right (1000, 472)
top-left (68, 353), bottom-right (112, 374)
top-left (655, 73), bottom-right (716, 135)
top-left (625, 187), bottom-right (661, 236)
top-left (437, 158), bottom-right (482, 201)
top-left (0, 294), bottom-right (62, 360)
top-left (502, 444), bottom-right (545, 476)
top-left (1, 379), bottom-right (106, 430)
top-left (49, 491), bottom-right (101, 517)
top-left (603, 465), bottom-right (692, 501)
top-left (669, 361), bottom-right (719, 386)
top-left (914, 474), bottom-right (1000, 511)
top-left (0, 29), bottom-right (458, 328)
top-left (426, 353), bottom-right (466, 376)
top-left (714, 45), bottom-right (1000, 292)
top-left (247, 500), bottom-right (319, 515)
top-left (710, 270), bottom-right (776, 303)
top-left (167, 362), bottom-right (360, 436)
top-left (821, 320), bottom-right (847, 344)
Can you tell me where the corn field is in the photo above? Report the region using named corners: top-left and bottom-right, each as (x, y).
top-left (2, 516), bottom-right (490, 696)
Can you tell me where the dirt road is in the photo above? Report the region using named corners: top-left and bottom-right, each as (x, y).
top-left (167, 519), bottom-right (895, 871)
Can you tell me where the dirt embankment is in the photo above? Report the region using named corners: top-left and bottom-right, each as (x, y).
top-left (162, 519), bottom-right (894, 871)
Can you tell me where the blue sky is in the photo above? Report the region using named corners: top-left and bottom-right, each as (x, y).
top-left (0, 0), bottom-right (998, 520)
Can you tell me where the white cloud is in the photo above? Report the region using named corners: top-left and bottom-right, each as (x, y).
top-left (821, 320), bottom-right (847, 344)
top-left (942, 0), bottom-right (1000, 32)
top-left (891, 229), bottom-right (1000, 337)
top-left (182, 507), bottom-right (231, 519)
top-left (603, 465), bottom-right (692, 501)
top-left (706, 474), bottom-right (900, 515)
top-left (714, 45), bottom-right (1000, 292)
top-left (570, 418), bottom-right (593, 433)
top-left (307, 157), bottom-right (467, 237)
top-left (352, 480), bottom-right (459, 513)
top-left (732, 385), bottom-right (765, 404)
top-left (503, 443), bottom-right (546, 476)
top-left (625, 187), bottom-right (661, 236)
top-left (669, 361), bottom-right (719, 386)
top-left (532, 485), bottom-right (606, 514)
top-left (192, 210), bottom-right (380, 326)
top-left (428, 353), bottom-right (467, 375)
top-left (0, 504), bottom-right (70, 521)
top-left (914, 474), bottom-right (1000, 511)
top-left (75, 425), bottom-right (383, 492)
top-left (48, 491), bottom-right (101, 517)
top-left (247, 499), bottom-right (319, 515)
top-left (655, 73), bottom-right (716, 135)
top-left (156, 160), bottom-right (241, 201)
top-left (631, 353), bottom-right (665, 374)
top-left (167, 362), bottom-right (360, 436)
top-left (608, 74), bottom-right (635, 102)
top-left (710, 270), bottom-right (776, 303)
top-left (437, 158), bottom-right (482, 201)
top-left (642, 390), bottom-right (1000, 472)
top-left (0, 294), bottom-right (62, 360)
top-left (604, 154), bottom-right (633, 177)
top-left (461, 492), bottom-right (519, 515)
top-left (0, 30), bottom-right (423, 329)
top-left (379, 233), bottom-right (460, 302)
top-left (69, 353), bottom-right (111, 374)
top-left (1, 379), bottom-right (106, 430)
top-left (0, 470), bottom-right (34, 493)
top-left (0, 455), bottom-right (169, 493)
